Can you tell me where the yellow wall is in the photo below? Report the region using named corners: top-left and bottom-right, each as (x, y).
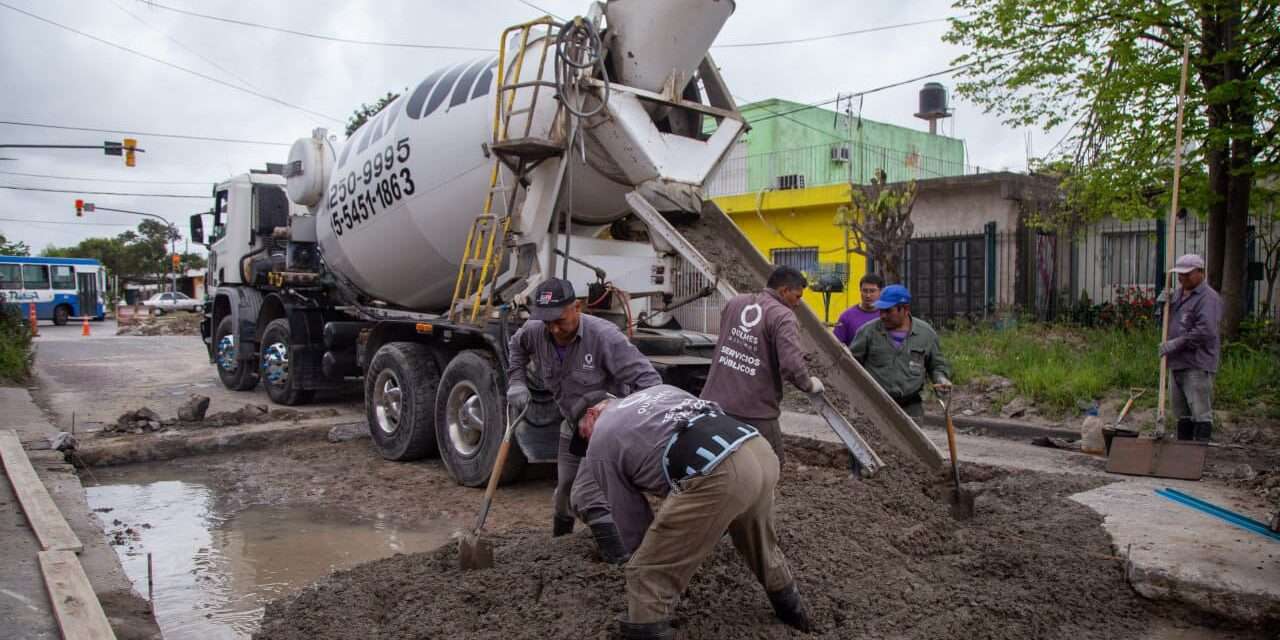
top-left (713, 184), bottom-right (868, 324)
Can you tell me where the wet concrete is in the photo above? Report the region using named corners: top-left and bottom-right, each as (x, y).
top-left (85, 463), bottom-right (456, 640)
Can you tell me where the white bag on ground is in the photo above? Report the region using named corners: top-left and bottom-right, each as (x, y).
top-left (1080, 415), bottom-right (1106, 455)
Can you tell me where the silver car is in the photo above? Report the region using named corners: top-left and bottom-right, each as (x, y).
top-left (142, 292), bottom-right (202, 314)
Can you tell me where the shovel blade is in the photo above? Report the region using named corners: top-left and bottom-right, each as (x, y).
top-left (948, 489), bottom-right (975, 520)
top-left (458, 533), bottom-right (494, 571)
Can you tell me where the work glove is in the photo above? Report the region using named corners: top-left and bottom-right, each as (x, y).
top-left (589, 522), bottom-right (630, 565)
top-left (807, 376), bottom-right (824, 395)
top-left (1158, 340), bottom-right (1179, 358)
top-left (932, 377), bottom-right (953, 393)
top-left (506, 383), bottom-right (530, 412)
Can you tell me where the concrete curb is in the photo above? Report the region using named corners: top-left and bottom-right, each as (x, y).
top-left (921, 412), bottom-right (1080, 441)
top-left (73, 416), bottom-right (366, 467)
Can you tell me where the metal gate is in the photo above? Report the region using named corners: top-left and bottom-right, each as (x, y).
top-left (902, 234), bottom-right (985, 324)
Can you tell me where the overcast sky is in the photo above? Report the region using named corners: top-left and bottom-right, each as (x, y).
top-left (0, 0), bottom-right (1067, 254)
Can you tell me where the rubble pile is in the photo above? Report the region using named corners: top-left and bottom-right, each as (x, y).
top-left (100, 396), bottom-right (340, 436)
top-left (116, 312), bottom-right (202, 336)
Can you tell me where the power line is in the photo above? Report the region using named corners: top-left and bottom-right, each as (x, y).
top-left (714, 17), bottom-right (957, 49)
top-left (107, 0), bottom-right (264, 94)
top-left (142, 1), bottom-right (495, 52)
top-left (0, 185), bottom-right (207, 199)
top-left (0, 216), bottom-right (134, 227)
top-left (0, 170), bottom-right (210, 185)
top-left (515, 0), bottom-right (566, 21)
top-left (0, 120), bottom-right (290, 146)
top-left (0, 1), bottom-right (343, 125)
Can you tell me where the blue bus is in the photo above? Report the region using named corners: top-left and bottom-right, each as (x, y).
top-left (0, 256), bottom-right (107, 325)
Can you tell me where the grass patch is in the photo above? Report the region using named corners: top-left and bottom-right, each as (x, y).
top-left (0, 303), bottom-right (34, 384)
top-left (940, 323), bottom-right (1280, 417)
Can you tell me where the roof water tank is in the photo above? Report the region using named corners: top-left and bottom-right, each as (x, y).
top-left (918, 82), bottom-right (948, 117)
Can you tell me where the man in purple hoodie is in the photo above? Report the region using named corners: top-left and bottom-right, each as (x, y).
top-left (833, 273), bottom-right (885, 346)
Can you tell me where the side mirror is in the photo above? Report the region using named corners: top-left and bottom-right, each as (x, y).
top-left (190, 213), bottom-right (205, 244)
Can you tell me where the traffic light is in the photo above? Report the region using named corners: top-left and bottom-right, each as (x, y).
top-left (75, 199), bottom-right (84, 217)
top-left (172, 254), bottom-right (181, 269)
top-left (123, 138), bottom-right (137, 167)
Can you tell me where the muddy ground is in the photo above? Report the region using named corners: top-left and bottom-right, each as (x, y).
top-left (115, 311), bottom-right (202, 336)
top-left (252, 440), bottom-right (1259, 640)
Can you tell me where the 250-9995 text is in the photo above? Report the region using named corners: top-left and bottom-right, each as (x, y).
top-left (329, 138), bottom-right (417, 237)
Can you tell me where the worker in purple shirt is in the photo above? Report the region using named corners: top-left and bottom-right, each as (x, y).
top-left (1159, 254), bottom-right (1222, 442)
top-left (833, 273), bottom-right (885, 345)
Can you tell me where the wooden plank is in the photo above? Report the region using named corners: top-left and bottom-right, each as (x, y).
top-left (1106, 437), bottom-right (1206, 480)
top-left (38, 550), bottom-right (117, 640)
top-left (0, 430), bottom-right (83, 552)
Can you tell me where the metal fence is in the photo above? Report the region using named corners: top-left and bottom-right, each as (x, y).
top-left (897, 216), bottom-right (1279, 327)
top-left (706, 141), bottom-right (974, 198)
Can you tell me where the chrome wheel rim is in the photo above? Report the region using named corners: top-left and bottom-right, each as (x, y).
top-left (261, 342), bottom-right (289, 385)
top-left (373, 370), bottom-right (403, 435)
top-left (446, 381), bottom-right (485, 457)
top-left (216, 335), bottom-right (237, 373)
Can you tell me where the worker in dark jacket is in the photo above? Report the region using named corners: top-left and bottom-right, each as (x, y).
top-left (849, 284), bottom-right (951, 419)
top-left (700, 266), bottom-right (822, 464)
top-left (506, 278), bottom-right (662, 537)
top-left (1159, 254), bottom-right (1222, 441)
top-left (571, 384), bottom-right (813, 640)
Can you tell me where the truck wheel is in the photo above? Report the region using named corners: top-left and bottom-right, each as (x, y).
top-left (435, 350), bottom-right (526, 487)
top-left (365, 342), bottom-right (440, 461)
top-left (53, 305), bottom-right (70, 326)
top-left (214, 316), bottom-right (259, 391)
top-left (259, 318), bottom-right (314, 406)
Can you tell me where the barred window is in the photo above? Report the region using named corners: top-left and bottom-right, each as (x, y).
top-left (770, 247), bottom-right (818, 276)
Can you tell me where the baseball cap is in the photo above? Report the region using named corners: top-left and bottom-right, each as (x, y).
top-left (872, 284), bottom-right (911, 310)
top-left (530, 278), bottom-right (576, 321)
top-left (1170, 254), bottom-right (1205, 274)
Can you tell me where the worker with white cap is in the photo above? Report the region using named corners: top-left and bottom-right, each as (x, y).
top-left (1160, 254), bottom-right (1222, 441)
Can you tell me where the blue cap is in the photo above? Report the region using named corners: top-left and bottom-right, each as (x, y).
top-left (872, 284), bottom-right (911, 309)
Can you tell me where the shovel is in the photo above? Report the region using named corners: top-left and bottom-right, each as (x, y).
top-left (459, 404), bottom-right (527, 571)
top-left (935, 387), bottom-right (975, 520)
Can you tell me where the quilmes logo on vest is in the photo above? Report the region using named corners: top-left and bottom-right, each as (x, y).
top-left (337, 56), bottom-right (498, 170)
top-left (731, 303), bottom-right (762, 345)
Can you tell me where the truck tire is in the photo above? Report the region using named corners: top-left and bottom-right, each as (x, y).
top-left (259, 318), bottom-right (314, 406)
top-left (214, 316), bottom-right (259, 391)
top-left (435, 350), bottom-right (526, 487)
top-left (365, 342), bottom-right (440, 461)
top-left (53, 305), bottom-right (70, 326)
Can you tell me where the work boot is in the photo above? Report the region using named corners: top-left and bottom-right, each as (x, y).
top-left (1175, 418), bottom-right (1194, 441)
top-left (618, 620), bottom-right (674, 640)
top-left (552, 514), bottom-right (575, 537)
top-left (767, 583), bottom-right (814, 633)
top-left (1193, 421), bottom-right (1213, 442)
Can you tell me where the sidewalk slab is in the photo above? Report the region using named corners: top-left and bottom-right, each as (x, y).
top-left (779, 410), bottom-right (1280, 624)
top-left (0, 386), bottom-right (160, 639)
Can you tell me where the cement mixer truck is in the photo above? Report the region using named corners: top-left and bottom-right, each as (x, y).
top-left (193, 0), bottom-right (751, 487)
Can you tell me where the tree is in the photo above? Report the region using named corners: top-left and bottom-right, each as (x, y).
top-left (0, 232), bottom-right (30, 256)
top-left (1255, 184), bottom-right (1280, 319)
top-left (346, 91), bottom-right (401, 137)
top-left (834, 169), bottom-right (918, 285)
top-left (945, 0), bottom-right (1280, 338)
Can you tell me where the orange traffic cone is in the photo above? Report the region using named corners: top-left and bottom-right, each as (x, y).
top-left (28, 303), bottom-right (38, 337)
top-left (82, 316), bottom-right (91, 337)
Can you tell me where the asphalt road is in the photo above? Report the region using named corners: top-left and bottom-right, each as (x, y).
top-left (29, 321), bottom-right (363, 433)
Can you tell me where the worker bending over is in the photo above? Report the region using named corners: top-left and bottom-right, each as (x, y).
top-left (506, 278), bottom-right (662, 537)
top-left (571, 384), bottom-right (813, 639)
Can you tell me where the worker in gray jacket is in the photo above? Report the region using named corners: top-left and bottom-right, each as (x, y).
top-left (700, 266), bottom-right (822, 464)
top-left (1159, 254), bottom-right (1222, 441)
top-left (506, 278), bottom-right (662, 537)
top-left (571, 384), bottom-right (813, 640)
top-left (849, 284), bottom-right (951, 419)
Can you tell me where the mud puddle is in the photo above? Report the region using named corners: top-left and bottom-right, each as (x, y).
top-left (84, 463), bottom-right (455, 640)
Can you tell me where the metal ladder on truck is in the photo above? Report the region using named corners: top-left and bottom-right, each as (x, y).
top-left (448, 17), bottom-right (567, 324)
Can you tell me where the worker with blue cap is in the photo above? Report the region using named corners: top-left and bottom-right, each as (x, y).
top-left (848, 284), bottom-right (951, 419)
